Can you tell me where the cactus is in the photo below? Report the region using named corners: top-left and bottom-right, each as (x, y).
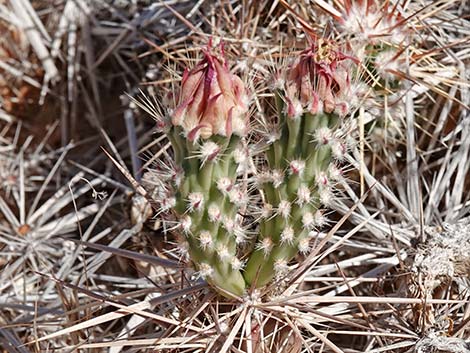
top-left (151, 40), bottom-right (355, 297)
top-left (165, 44), bottom-right (249, 297)
top-left (244, 40), bottom-right (354, 287)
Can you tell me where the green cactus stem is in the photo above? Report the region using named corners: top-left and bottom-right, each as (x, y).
top-left (165, 44), bottom-right (250, 298)
top-left (244, 40), bottom-right (354, 287)
top-left (173, 132), bottom-right (247, 297)
top-left (244, 111), bottom-right (342, 287)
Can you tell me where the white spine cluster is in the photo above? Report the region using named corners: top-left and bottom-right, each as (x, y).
top-left (274, 258), bottom-right (289, 277)
top-left (331, 139), bottom-right (347, 160)
top-left (199, 141), bottom-right (220, 163)
top-left (271, 169), bottom-right (284, 188)
top-left (228, 186), bottom-right (248, 207)
top-left (233, 146), bottom-right (248, 165)
top-left (277, 200), bottom-right (291, 219)
top-left (297, 185), bottom-right (311, 205)
top-left (161, 196), bottom-right (176, 211)
top-left (328, 164), bottom-right (343, 181)
top-left (298, 238), bottom-right (310, 254)
top-left (317, 172), bottom-right (329, 187)
top-left (319, 187), bottom-right (333, 206)
top-left (257, 237), bottom-right (274, 257)
top-left (316, 127), bottom-right (333, 145)
top-left (230, 256), bottom-right (245, 271)
top-left (216, 177), bottom-right (232, 193)
top-left (180, 215), bottom-right (192, 234)
top-left (266, 129), bottom-right (281, 144)
top-left (261, 203), bottom-right (274, 218)
top-left (176, 240), bottom-right (190, 260)
top-left (199, 230), bottom-right (213, 250)
top-left (233, 223), bottom-right (247, 245)
top-left (314, 210), bottom-right (328, 227)
top-left (188, 192), bottom-right (204, 212)
top-left (207, 204), bottom-right (221, 222)
top-left (302, 211), bottom-right (314, 230)
top-left (198, 263), bottom-right (213, 279)
top-left (289, 159), bottom-right (306, 176)
top-left (216, 244), bottom-right (230, 261)
top-left (280, 225), bottom-right (295, 245)
top-left (223, 217), bottom-right (235, 233)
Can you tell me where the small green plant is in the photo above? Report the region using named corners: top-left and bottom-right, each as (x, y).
top-left (244, 40), bottom-right (354, 287)
top-left (145, 40), bottom-right (356, 297)
top-left (165, 45), bottom-right (250, 296)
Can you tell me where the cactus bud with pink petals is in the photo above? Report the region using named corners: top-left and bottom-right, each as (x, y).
top-left (285, 39), bottom-right (354, 117)
top-left (172, 46), bottom-right (249, 140)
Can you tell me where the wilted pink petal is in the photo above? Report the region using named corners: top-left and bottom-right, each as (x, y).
top-left (300, 74), bottom-right (313, 105)
top-left (171, 43), bottom-right (249, 140)
top-left (171, 98), bottom-right (191, 126)
top-left (188, 125), bottom-right (205, 141)
top-left (332, 67), bottom-right (350, 96)
top-left (180, 69), bottom-right (202, 103)
top-left (213, 57), bottom-right (232, 97)
top-left (286, 97), bottom-right (297, 118)
top-left (199, 124), bottom-right (213, 140)
top-left (225, 107), bottom-right (233, 136)
top-left (317, 75), bottom-right (335, 113)
top-left (183, 84), bottom-right (204, 132)
top-left (231, 75), bottom-right (248, 109)
top-left (309, 91), bottom-right (320, 114)
top-left (202, 93), bottom-right (225, 135)
top-left (285, 39), bottom-right (355, 116)
top-left (336, 102), bottom-right (349, 116)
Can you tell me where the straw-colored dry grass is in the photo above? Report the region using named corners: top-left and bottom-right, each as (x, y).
top-left (0, 1), bottom-right (469, 352)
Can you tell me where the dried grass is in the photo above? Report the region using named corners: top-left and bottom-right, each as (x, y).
top-left (0, 0), bottom-right (469, 352)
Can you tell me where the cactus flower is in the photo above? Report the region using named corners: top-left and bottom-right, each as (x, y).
top-left (285, 39), bottom-right (353, 116)
top-left (171, 45), bottom-right (249, 140)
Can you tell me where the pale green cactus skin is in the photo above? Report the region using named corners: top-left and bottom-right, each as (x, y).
top-left (244, 96), bottom-right (341, 287)
top-left (169, 126), bottom-right (246, 297)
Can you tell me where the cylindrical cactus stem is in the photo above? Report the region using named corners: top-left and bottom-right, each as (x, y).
top-left (244, 40), bottom-right (355, 287)
top-left (166, 44), bottom-right (249, 297)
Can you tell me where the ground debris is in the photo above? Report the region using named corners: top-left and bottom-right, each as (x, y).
top-left (415, 332), bottom-right (470, 353)
top-left (412, 219), bottom-right (470, 293)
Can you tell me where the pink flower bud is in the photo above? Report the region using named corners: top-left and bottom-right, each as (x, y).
top-left (172, 44), bottom-right (249, 140)
top-left (285, 39), bottom-right (356, 116)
